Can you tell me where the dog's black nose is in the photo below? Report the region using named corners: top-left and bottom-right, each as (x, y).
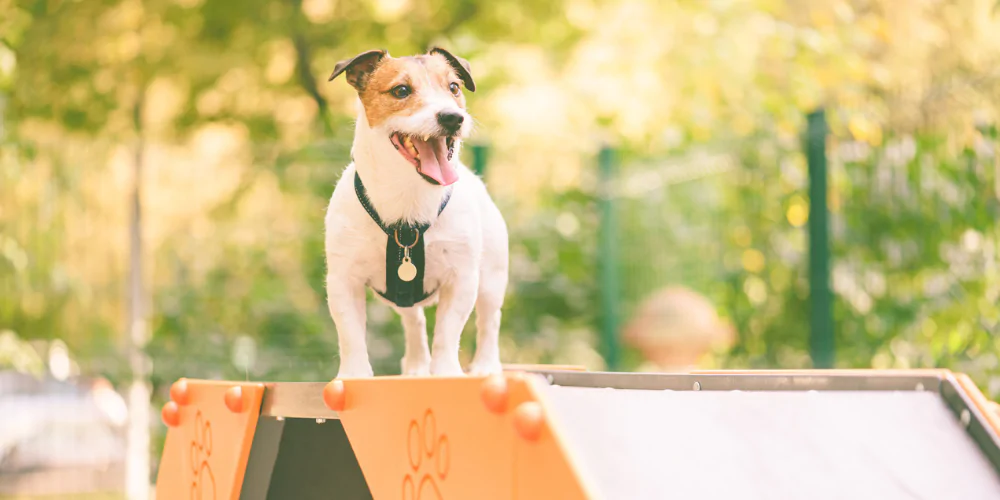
top-left (437, 112), bottom-right (464, 133)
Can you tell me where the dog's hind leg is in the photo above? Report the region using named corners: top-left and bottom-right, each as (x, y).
top-left (468, 203), bottom-right (508, 376)
top-left (467, 265), bottom-right (507, 376)
top-left (398, 306), bottom-right (431, 376)
top-left (430, 278), bottom-right (478, 376)
top-left (467, 296), bottom-right (504, 375)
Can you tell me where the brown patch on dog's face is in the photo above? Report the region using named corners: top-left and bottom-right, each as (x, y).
top-left (354, 54), bottom-right (468, 127)
top-left (331, 49), bottom-right (475, 186)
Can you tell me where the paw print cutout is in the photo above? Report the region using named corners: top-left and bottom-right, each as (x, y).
top-left (402, 409), bottom-right (450, 500)
top-left (189, 411), bottom-right (216, 500)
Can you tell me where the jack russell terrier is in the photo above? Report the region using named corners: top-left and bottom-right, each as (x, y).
top-left (325, 48), bottom-right (508, 378)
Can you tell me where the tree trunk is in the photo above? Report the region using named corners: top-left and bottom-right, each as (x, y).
top-left (125, 91), bottom-right (151, 500)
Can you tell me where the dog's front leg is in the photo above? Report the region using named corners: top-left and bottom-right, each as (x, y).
top-left (327, 274), bottom-right (373, 378)
top-left (397, 307), bottom-right (431, 376)
top-left (430, 277), bottom-right (478, 376)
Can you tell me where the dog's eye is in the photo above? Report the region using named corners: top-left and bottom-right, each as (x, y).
top-left (390, 85), bottom-right (412, 99)
top-left (449, 82), bottom-right (460, 95)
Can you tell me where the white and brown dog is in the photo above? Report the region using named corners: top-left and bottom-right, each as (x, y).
top-left (324, 48), bottom-right (508, 378)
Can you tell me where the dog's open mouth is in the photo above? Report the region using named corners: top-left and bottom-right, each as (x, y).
top-left (390, 133), bottom-right (459, 186)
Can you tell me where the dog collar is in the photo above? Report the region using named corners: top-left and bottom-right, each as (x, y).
top-left (354, 171), bottom-right (453, 308)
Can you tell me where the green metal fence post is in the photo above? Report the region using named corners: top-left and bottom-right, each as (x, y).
top-left (806, 109), bottom-right (835, 368)
top-left (470, 143), bottom-right (488, 176)
top-left (598, 145), bottom-right (621, 370)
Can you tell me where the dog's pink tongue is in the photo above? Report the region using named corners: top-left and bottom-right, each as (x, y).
top-left (413, 137), bottom-right (459, 186)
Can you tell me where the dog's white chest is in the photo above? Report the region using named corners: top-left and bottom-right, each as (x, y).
top-left (362, 229), bottom-right (469, 305)
top-left (325, 165), bottom-right (486, 312)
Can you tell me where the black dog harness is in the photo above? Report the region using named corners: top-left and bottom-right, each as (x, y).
top-left (354, 172), bottom-right (453, 308)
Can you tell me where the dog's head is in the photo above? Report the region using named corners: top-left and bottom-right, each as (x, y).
top-left (330, 48), bottom-right (475, 187)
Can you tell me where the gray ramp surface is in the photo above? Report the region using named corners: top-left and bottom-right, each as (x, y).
top-left (541, 386), bottom-right (1000, 500)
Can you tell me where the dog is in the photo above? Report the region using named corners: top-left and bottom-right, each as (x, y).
top-left (324, 48), bottom-right (508, 378)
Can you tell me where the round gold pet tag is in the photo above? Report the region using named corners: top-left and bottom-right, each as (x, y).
top-left (398, 257), bottom-right (417, 282)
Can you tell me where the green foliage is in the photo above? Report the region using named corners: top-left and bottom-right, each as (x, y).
top-left (0, 329), bottom-right (44, 376)
top-left (1, 0), bottom-right (999, 405)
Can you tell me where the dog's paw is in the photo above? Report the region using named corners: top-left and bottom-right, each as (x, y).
top-left (430, 358), bottom-right (465, 377)
top-left (466, 356), bottom-right (503, 376)
top-left (337, 361), bottom-right (374, 379)
top-left (401, 356), bottom-right (431, 376)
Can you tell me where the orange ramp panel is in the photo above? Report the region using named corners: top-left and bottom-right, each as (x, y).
top-left (333, 374), bottom-right (593, 500)
top-left (156, 379), bottom-right (265, 500)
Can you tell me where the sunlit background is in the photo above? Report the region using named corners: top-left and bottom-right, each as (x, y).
top-left (2, 0), bottom-right (1000, 497)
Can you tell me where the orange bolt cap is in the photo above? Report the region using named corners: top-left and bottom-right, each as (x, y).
top-left (323, 379), bottom-right (346, 412)
top-left (169, 378), bottom-right (190, 405)
top-left (513, 401), bottom-right (544, 441)
top-left (480, 374), bottom-right (509, 414)
top-left (224, 386), bottom-right (244, 413)
top-left (161, 401), bottom-right (180, 427)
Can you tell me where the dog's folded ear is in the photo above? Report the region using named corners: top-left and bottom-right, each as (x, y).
top-left (428, 47), bottom-right (475, 92)
top-left (329, 49), bottom-right (387, 90)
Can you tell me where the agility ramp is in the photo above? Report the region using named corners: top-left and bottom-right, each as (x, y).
top-left (155, 368), bottom-right (1000, 499)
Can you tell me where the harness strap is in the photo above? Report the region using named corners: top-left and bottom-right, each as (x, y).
top-left (354, 171), bottom-right (452, 307)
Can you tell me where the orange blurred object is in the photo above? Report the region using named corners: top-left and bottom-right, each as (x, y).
top-left (322, 378), bottom-right (347, 411)
top-left (170, 377), bottom-right (190, 406)
top-left (480, 374), bottom-right (509, 414)
top-left (623, 286), bottom-right (734, 370)
top-left (224, 386), bottom-right (244, 413)
top-left (161, 401), bottom-right (180, 427)
top-left (513, 401), bottom-right (544, 441)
